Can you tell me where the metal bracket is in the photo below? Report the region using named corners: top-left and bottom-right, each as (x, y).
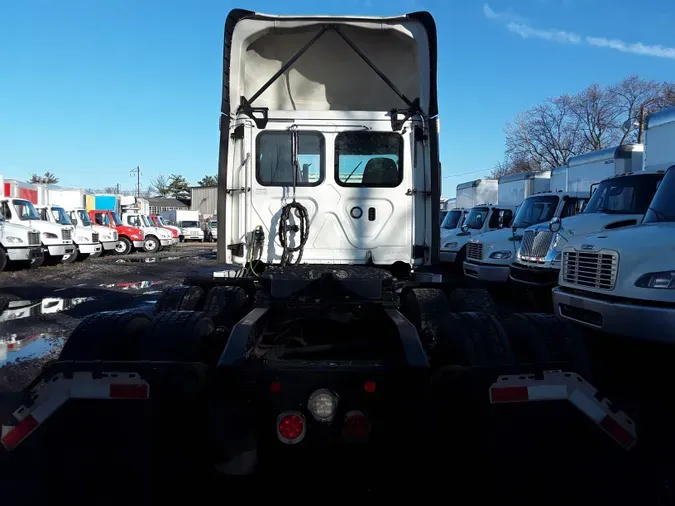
top-left (406, 188), bottom-right (432, 197)
top-left (225, 187), bottom-right (250, 195)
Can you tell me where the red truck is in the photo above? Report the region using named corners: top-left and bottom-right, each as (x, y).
top-left (149, 214), bottom-right (179, 241)
top-left (89, 209), bottom-right (144, 255)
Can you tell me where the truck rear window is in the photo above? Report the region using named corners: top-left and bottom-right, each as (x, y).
top-left (335, 131), bottom-right (403, 187)
top-left (256, 131), bottom-right (324, 187)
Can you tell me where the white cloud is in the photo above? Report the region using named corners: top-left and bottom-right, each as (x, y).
top-left (484, 4), bottom-right (675, 61)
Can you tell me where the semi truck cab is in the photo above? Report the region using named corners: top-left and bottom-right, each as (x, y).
top-left (122, 212), bottom-right (174, 252)
top-left (0, 212), bottom-right (42, 271)
top-left (509, 172), bottom-right (664, 287)
top-left (89, 210), bottom-right (144, 255)
top-left (68, 208), bottom-right (119, 253)
top-left (463, 191), bottom-right (584, 283)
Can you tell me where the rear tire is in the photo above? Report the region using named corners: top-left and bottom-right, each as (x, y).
top-left (114, 237), bottom-right (132, 255)
top-left (0, 248), bottom-right (7, 272)
top-left (203, 286), bottom-right (251, 330)
top-left (28, 255), bottom-right (43, 269)
top-left (59, 310), bottom-right (152, 360)
top-left (434, 312), bottom-right (516, 367)
top-left (500, 312), bottom-right (592, 379)
top-left (139, 311), bottom-right (215, 362)
top-left (448, 288), bottom-right (498, 315)
top-left (156, 285), bottom-right (206, 313)
top-left (400, 288), bottom-right (451, 352)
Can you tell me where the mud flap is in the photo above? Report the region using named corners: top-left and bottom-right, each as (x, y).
top-left (0, 361), bottom-right (209, 505)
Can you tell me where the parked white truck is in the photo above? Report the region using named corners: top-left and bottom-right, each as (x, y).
top-left (0, 197), bottom-right (75, 264)
top-left (0, 213), bottom-right (43, 271)
top-left (462, 170), bottom-right (555, 281)
top-left (67, 208), bottom-right (119, 254)
top-left (440, 179), bottom-right (503, 264)
top-left (204, 215), bottom-right (217, 242)
top-left (552, 164), bottom-right (675, 340)
top-left (121, 210), bottom-right (174, 253)
top-left (36, 205), bottom-right (102, 261)
top-left (509, 144), bottom-right (661, 287)
top-left (160, 209), bottom-right (204, 242)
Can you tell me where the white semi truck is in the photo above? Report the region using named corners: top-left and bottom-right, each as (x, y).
top-left (0, 197), bottom-right (75, 264)
top-left (67, 208), bottom-right (119, 255)
top-left (440, 179), bottom-right (503, 264)
top-left (121, 210), bottom-right (174, 253)
top-left (160, 209), bottom-right (204, 242)
top-left (509, 144), bottom-right (661, 287)
top-left (36, 205), bottom-right (102, 261)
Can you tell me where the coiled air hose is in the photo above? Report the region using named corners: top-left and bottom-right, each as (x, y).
top-left (278, 200), bottom-right (310, 266)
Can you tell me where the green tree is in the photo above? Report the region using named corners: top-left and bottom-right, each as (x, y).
top-left (29, 171), bottom-right (59, 184)
top-left (167, 174), bottom-right (190, 199)
top-left (197, 175), bottom-right (217, 187)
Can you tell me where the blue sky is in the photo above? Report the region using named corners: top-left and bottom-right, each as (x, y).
top-left (1, 0), bottom-right (673, 197)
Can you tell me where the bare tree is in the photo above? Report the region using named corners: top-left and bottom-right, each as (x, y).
top-left (610, 76), bottom-right (663, 144)
top-left (489, 156), bottom-right (539, 179)
top-left (570, 84), bottom-right (623, 151)
top-left (505, 96), bottom-right (583, 171)
top-left (150, 175), bottom-right (171, 197)
top-left (28, 172), bottom-right (59, 184)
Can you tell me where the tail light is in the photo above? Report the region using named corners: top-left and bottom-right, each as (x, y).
top-left (343, 410), bottom-right (370, 441)
top-left (277, 411), bottom-right (306, 444)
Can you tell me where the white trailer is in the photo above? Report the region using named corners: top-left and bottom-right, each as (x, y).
top-left (47, 187), bottom-right (87, 210)
top-left (566, 144), bottom-right (644, 196)
top-left (497, 171), bottom-right (551, 207)
top-left (160, 209), bottom-right (204, 242)
top-left (550, 166), bottom-right (568, 193)
top-left (455, 179), bottom-right (498, 209)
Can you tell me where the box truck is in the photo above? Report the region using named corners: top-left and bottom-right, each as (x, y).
top-left (160, 209), bottom-right (204, 242)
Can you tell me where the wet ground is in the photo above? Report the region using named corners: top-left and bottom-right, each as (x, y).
top-left (0, 243), bottom-right (219, 394)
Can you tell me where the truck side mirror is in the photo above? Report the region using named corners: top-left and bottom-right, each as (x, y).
top-left (461, 224), bottom-right (468, 233)
top-left (549, 217), bottom-right (562, 233)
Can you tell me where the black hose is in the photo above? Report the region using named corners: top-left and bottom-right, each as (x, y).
top-left (278, 201), bottom-right (310, 265)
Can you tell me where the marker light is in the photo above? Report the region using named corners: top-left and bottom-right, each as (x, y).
top-left (343, 410), bottom-right (370, 441)
top-left (277, 411), bottom-right (306, 444)
top-left (307, 389), bottom-right (338, 422)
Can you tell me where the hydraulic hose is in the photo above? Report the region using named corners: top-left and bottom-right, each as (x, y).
top-left (278, 201), bottom-right (309, 266)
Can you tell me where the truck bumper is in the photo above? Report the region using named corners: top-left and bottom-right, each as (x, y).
top-left (6, 246), bottom-right (43, 262)
top-left (463, 261), bottom-right (510, 283)
top-left (171, 238), bottom-right (179, 245)
top-left (46, 244), bottom-right (76, 257)
top-left (102, 241), bottom-right (118, 251)
top-left (78, 243), bottom-right (102, 254)
top-left (160, 238), bottom-right (173, 247)
top-left (509, 262), bottom-right (560, 287)
top-left (552, 287), bottom-right (675, 341)
top-left (440, 251), bottom-right (457, 263)
top-left (132, 240), bottom-right (145, 248)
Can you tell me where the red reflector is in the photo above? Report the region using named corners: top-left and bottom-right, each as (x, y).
top-left (278, 415), bottom-right (304, 441)
top-left (600, 415), bottom-right (635, 449)
top-left (344, 412), bottom-right (370, 440)
top-left (1, 415), bottom-right (39, 450)
top-left (109, 383), bottom-right (148, 399)
top-left (269, 381), bottom-right (281, 393)
top-left (364, 381), bottom-right (376, 393)
top-left (491, 386), bottom-right (529, 403)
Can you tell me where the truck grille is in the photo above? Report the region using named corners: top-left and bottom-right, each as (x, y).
top-left (520, 230), bottom-right (553, 260)
top-left (562, 250), bottom-right (619, 290)
top-left (467, 242), bottom-right (483, 261)
top-left (28, 232), bottom-right (40, 245)
top-left (92, 233), bottom-right (99, 243)
top-left (62, 229), bottom-right (72, 241)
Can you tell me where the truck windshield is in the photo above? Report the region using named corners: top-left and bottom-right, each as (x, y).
top-left (110, 212), bottom-right (123, 226)
top-left (643, 167), bottom-right (675, 223)
top-left (12, 199), bottom-right (40, 220)
top-left (584, 173), bottom-right (663, 215)
top-left (51, 207), bottom-right (72, 226)
top-left (512, 195), bottom-right (559, 229)
top-left (182, 221), bottom-right (199, 228)
top-left (76, 210), bottom-right (92, 226)
top-left (141, 215), bottom-right (151, 227)
top-left (464, 207), bottom-right (489, 230)
top-left (441, 210), bottom-right (463, 230)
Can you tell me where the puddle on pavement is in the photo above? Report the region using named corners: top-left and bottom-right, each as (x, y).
top-left (0, 335), bottom-right (64, 365)
top-left (98, 280), bottom-right (161, 290)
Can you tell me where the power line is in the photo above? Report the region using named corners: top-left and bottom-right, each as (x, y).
top-left (442, 168), bottom-right (491, 179)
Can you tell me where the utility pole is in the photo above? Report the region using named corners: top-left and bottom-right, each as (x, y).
top-left (130, 166), bottom-right (141, 197)
top-left (116, 183), bottom-right (120, 194)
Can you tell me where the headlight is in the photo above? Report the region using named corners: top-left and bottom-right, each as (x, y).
top-left (76, 236), bottom-right (89, 243)
top-left (5, 236), bottom-right (23, 244)
top-left (635, 271), bottom-right (675, 289)
top-left (113, 232), bottom-right (118, 240)
top-left (43, 232), bottom-right (58, 239)
top-left (489, 251), bottom-right (512, 260)
top-left (551, 233), bottom-right (563, 249)
top-left (444, 242), bottom-right (458, 249)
